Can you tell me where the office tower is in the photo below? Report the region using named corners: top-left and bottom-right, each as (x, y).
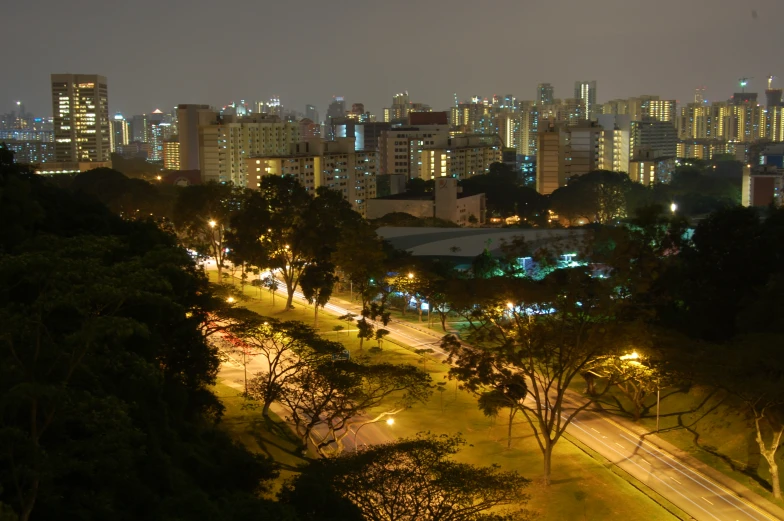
top-left (325, 97), bottom-right (346, 139)
top-left (163, 140), bottom-right (180, 170)
top-left (695, 87), bottom-right (706, 104)
top-left (537, 83), bottom-right (554, 106)
top-left (305, 104), bottom-right (319, 123)
top-left (383, 92), bottom-right (411, 123)
top-left (110, 113), bottom-right (130, 152)
top-left (131, 114), bottom-right (149, 143)
top-left (536, 124), bottom-right (565, 195)
top-left (51, 74), bottom-right (110, 163)
top-left (574, 81), bottom-right (597, 120)
top-left (177, 104), bottom-right (215, 171)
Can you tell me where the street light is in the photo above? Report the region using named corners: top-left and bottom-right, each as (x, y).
top-left (208, 220), bottom-right (217, 228)
top-left (620, 351), bottom-right (660, 432)
top-left (226, 297), bottom-right (235, 304)
top-left (670, 203), bottom-right (678, 214)
top-left (408, 272), bottom-right (414, 279)
top-left (353, 416), bottom-right (396, 448)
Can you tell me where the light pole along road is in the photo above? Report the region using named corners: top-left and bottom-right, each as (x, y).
top-left (223, 270), bottom-right (784, 521)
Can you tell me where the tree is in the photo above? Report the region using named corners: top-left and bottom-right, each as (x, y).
top-left (228, 176), bottom-right (361, 310)
top-left (550, 170), bottom-right (637, 225)
top-left (587, 351), bottom-right (662, 421)
top-left (0, 165), bottom-right (288, 521)
top-left (446, 269), bottom-right (623, 484)
top-left (300, 262), bottom-right (338, 326)
top-left (332, 222), bottom-right (387, 310)
top-left (239, 319), bottom-right (343, 417)
top-left (281, 433), bottom-right (530, 521)
top-left (356, 303), bottom-right (390, 351)
top-left (172, 181), bottom-right (242, 279)
top-left (279, 360), bottom-right (431, 455)
top-left (474, 376), bottom-right (529, 449)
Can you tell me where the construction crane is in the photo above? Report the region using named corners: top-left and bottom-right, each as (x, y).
top-left (739, 77), bottom-right (753, 92)
top-left (768, 75), bottom-right (776, 90)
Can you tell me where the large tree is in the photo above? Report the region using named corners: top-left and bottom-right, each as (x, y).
top-left (172, 181), bottom-right (243, 279)
top-left (228, 176), bottom-right (361, 310)
top-left (279, 360), bottom-right (431, 455)
top-left (0, 163), bottom-right (290, 521)
top-left (281, 433), bottom-right (530, 521)
top-left (240, 319), bottom-right (343, 416)
top-left (447, 269), bottom-right (624, 484)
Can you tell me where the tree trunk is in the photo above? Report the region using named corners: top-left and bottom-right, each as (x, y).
top-left (770, 457), bottom-right (781, 500)
top-left (543, 441), bottom-right (554, 485)
top-left (262, 400), bottom-right (272, 417)
top-left (285, 281), bottom-right (295, 309)
top-left (507, 408), bottom-right (516, 449)
top-left (754, 416), bottom-right (784, 499)
top-left (439, 311), bottom-right (447, 332)
top-left (314, 303), bottom-right (319, 327)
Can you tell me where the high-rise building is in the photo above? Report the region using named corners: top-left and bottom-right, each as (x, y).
top-left (383, 92), bottom-right (412, 123)
top-left (630, 120), bottom-right (678, 158)
top-left (177, 104), bottom-right (215, 171)
top-left (199, 114), bottom-right (300, 185)
top-left (305, 104), bottom-right (319, 123)
top-left (51, 74), bottom-right (110, 163)
top-left (163, 140), bottom-right (180, 170)
top-left (110, 113), bottom-right (130, 153)
top-left (325, 97), bottom-right (346, 139)
top-left (535, 124), bottom-right (565, 195)
top-left (695, 87), bottom-right (706, 104)
top-left (537, 83), bottom-right (554, 106)
top-left (574, 81), bottom-right (597, 121)
top-left (246, 138), bottom-right (378, 216)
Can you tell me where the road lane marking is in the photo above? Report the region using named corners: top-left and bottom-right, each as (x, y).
top-left (615, 442), bottom-right (625, 449)
top-left (702, 497), bottom-right (714, 506)
top-left (591, 427), bottom-right (601, 433)
top-left (565, 417), bottom-right (722, 521)
top-left (616, 432), bottom-right (769, 520)
top-left (671, 477), bottom-right (683, 485)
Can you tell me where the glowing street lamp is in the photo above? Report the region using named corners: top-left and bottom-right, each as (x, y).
top-left (208, 220), bottom-right (217, 228)
top-left (353, 416), bottom-right (397, 448)
top-left (670, 203), bottom-right (677, 214)
top-left (408, 272), bottom-right (414, 279)
top-left (226, 297), bottom-right (235, 304)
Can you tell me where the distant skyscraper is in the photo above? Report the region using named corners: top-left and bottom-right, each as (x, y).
top-left (110, 113), bottom-right (130, 152)
top-left (325, 97), bottom-right (346, 140)
top-left (131, 114), bottom-right (149, 143)
top-left (574, 81), bottom-right (597, 120)
top-left (537, 83), bottom-right (554, 105)
top-left (177, 104), bottom-right (215, 171)
top-left (305, 104), bottom-right (319, 123)
top-left (695, 87), bottom-right (706, 104)
top-left (51, 74), bottom-right (110, 163)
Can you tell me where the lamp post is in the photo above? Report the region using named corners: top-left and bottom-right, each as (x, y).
top-left (353, 417), bottom-right (395, 448)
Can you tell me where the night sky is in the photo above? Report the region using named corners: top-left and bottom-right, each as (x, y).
top-left (5, 0), bottom-right (783, 118)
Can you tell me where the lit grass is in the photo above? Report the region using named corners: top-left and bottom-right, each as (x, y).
top-left (213, 381), bottom-right (310, 495)
top-left (211, 271), bottom-right (677, 519)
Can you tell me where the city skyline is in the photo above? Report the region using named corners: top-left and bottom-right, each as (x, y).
top-left (4, 0), bottom-right (783, 118)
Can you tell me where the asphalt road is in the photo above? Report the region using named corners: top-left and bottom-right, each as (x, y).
top-left (216, 270), bottom-right (783, 521)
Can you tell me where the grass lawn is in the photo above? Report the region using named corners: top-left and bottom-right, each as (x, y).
top-left (595, 383), bottom-right (784, 509)
top-left (211, 273), bottom-right (678, 519)
top-left (213, 382), bottom-right (310, 495)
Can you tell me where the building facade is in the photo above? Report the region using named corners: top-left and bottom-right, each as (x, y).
top-left (51, 74), bottom-right (110, 163)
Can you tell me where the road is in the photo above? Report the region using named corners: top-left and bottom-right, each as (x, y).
top-left (217, 270), bottom-right (784, 521)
